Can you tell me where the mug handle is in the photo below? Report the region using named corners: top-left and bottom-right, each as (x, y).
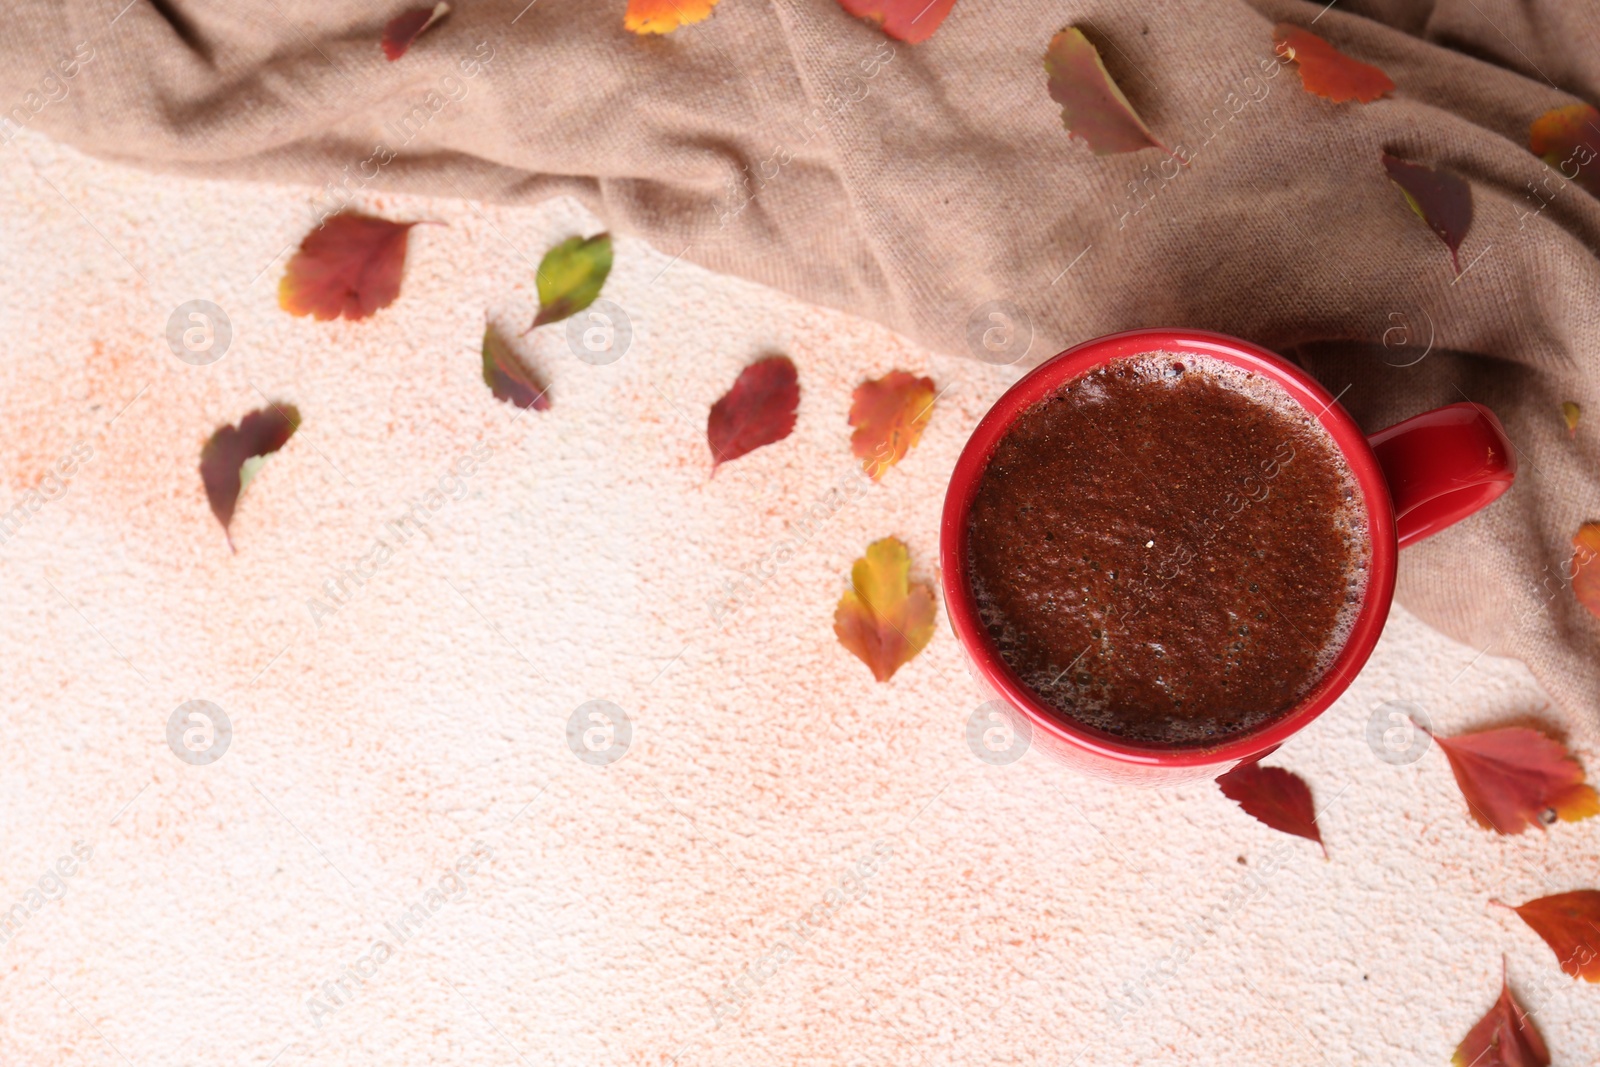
top-left (1367, 402), bottom-right (1517, 548)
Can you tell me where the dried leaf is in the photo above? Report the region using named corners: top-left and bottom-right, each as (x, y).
top-left (849, 371), bottom-right (935, 480)
top-left (1572, 523), bottom-right (1600, 621)
top-left (382, 3), bottom-right (450, 60)
top-left (200, 405), bottom-right (300, 550)
top-left (1272, 24), bottom-right (1394, 103)
top-left (1433, 725), bottom-right (1600, 834)
top-left (833, 537), bottom-right (936, 682)
top-left (280, 212), bottom-right (418, 321)
top-left (1528, 104), bottom-right (1600, 198)
top-left (835, 0), bottom-right (956, 44)
top-left (1499, 891), bottom-right (1600, 982)
top-left (530, 234), bottom-right (612, 330)
top-left (1216, 760), bottom-right (1326, 855)
top-left (1453, 964), bottom-right (1550, 1067)
top-left (1382, 153), bottom-right (1473, 275)
top-left (482, 323), bottom-right (549, 411)
top-left (625, 0), bottom-right (719, 35)
top-left (707, 355), bottom-right (800, 471)
top-left (1562, 401), bottom-right (1581, 437)
top-left (1044, 27), bottom-right (1165, 156)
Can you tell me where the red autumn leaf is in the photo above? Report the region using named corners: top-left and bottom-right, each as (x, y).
top-left (200, 404), bottom-right (300, 551)
top-left (1382, 153), bottom-right (1473, 275)
top-left (1272, 24), bottom-right (1394, 103)
top-left (1573, 523), bottom-right (1600, 621)
top-left (625, 0), bottom-right (719, 35)
top-left (1528, 103), bottom-right (1600, 198)
top-left (1216, 760), bottom-right (1326, 856)
top-left (849, 370), bottom-right (935, 480)
top-left (707, 356), bottom-right (799, 471)
top-left (833, 537), bottom-right (937, 682)
top-left (1044, 27), bottom-right (1166, 156)
top-left (280, 213), bottom-right (418, 321)
top-left (1497, 891), bottom-right (1600, 982)
top-left (382, 3), bottom-right (450, 60)
top-left (1432, 725), bottom-right (1599, 834)
top-left (482, 323), bottom-right (549, 411)
top-left (835, 0), bottom-right (956, 44)
top-left (1453, 962), bottom-right (1550, 1067)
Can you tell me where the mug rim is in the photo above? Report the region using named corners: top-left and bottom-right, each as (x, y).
top-left (939, 328), bottom-right (1399, 769)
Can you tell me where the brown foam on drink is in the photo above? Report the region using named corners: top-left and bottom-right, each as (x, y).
top-left (967, 352), bottom-right (1370, 746)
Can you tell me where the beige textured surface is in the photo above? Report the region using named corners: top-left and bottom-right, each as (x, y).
top-left (0, 129), bottom-right (1597, 1066)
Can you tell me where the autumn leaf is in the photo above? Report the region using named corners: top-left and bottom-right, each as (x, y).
top-left (529, 233), bottom-right (612, 330)
top-left (1561, 401), bottom-right (1581, 437)
top-left (1432, 725), bottom-right (1599, 834)
top-left (482, 322), bottom-right (549, 411)
top-left (833, 537), bottom-right (936, 682)
top-left (200, 404), bottom-right (300, 550)
top-left (280, 212), bottom-right (418, 321)
top-left (382, 3), bottom-right (450, 60)
top-left (625, 0), bottom-right (718, 35)
top-left (1272, 24), bottom-right (1394, 103)
top-left (835, 0), bottom-right (956, 44)
top-left (849, 371), bottom-right (935, 480)
top-left (707, 355), bottom-right (800, 471)
top-left (1572, 523), bottom-right (1600, 621)
top-left (1216, 759), bottom-right (1326, 856)
top-left (1044, 27), bottom-right (1166, 156)
top-left (1382, 153), bottom-right (1473, 275)
top-left (1528, 104), bottom-right (1600, 198)
top-left (1496, 891), bottom-right (1600, 981)
top-left (1453, 962), bottom-right (1550, 1067)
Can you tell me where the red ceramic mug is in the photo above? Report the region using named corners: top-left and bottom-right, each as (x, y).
top-left (940, 329), bottom-right (1517, 782)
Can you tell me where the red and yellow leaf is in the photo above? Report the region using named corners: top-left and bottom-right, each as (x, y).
top-left (1562, 401), bottom-right (1582, 437)
top-left (1433, 725), bottom-right (1599, 834)
top-left (1529, 104), bottom-right (1600, 198)
top-left (1216, 760), bottom-right (1326, 855)
top-left (482, 323), bottom-right (550, 411)
top-left (707, 356), bottom-right (799, 470)
top-left (382, 3), bottom-right (450, 61)
top-left (835, 0), bottom-right (956, 44)
top-left (1382, 153), bottom-right (1473, 275)
top-left (1272, 24), bottom-right (1394, 103)
top-left (200, 404), bottom-right (300, 550)
top-left (1453, 964), bottom-right (1550, 1067)
top-left (625, 0), bottom-right (719, 35)
top-left (1572, 523), bottom-right (1600, 621)
top-left (833, 537), bottom-right (936, 682)
top-left (280, 213), bottom-right (418, 321)
top-left (1500, 891), bottom-right (1600, 982)
top-left (849, 371), bottom-right (935, 480)
top-left (1043, 27), bottom-right (1165, 156)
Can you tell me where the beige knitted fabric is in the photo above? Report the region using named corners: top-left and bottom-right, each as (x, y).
top-left (3, 0), bottom-right (1596, 728)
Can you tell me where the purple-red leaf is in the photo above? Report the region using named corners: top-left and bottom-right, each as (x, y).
top-left (280, 212), bottom-right (418, 321)
top-left (382, 3), bottom-right (450, 60)
top-left (707, 356), bottom-right (799, 471)
top-left (200, 404), bottom-right (300, 550)
top-left (482, 323), bottom-right (550, 411)
top-left (1382, 153), bottom-right (1474, 275)
top-left (1216, 760), bottom-right (1326, 855)
top-left (1044, 27), bottom-right (1166, 156)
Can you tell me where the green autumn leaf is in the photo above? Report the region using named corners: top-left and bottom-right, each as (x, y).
top-left (530, 233), bottom-right (613, 330)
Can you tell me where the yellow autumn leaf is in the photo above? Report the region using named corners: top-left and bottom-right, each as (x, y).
top-left (625, 0), bottom-right (719, 35)
top-left (833, 537), bottom-right (936, 682)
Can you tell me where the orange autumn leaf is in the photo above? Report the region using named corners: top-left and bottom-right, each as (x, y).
top-left (1498, 891), bottom-right (1600, 982)
top-left (849, 370), bottom-right (935, 480)
top-left (1273, 23), bottom-right (1394, 104)
top-left (833, 537), bottom-right (936, 682)
top-left (1452, 963), bottom-right (1550, 1067)
top-left (1529, 104), bottom-right (1600, 198)
top-left (1573, 523), bottom-right (1600, 621)
top-left (625, 0), bottom-right (718, 35)
top-left (835, 0), bottom-right (957, 44)
top-left (1432, 725), bottom-right (1599, 834)
top-left (280, 212), bottom-right (418, 321)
